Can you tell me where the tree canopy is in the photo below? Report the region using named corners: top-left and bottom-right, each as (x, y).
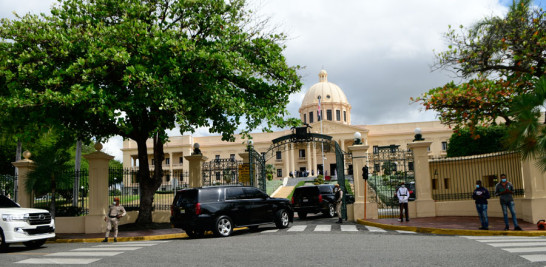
top-left (412, 0), bottom-right (545, 135)
top-left (0, 0), bottom-right (302, 224)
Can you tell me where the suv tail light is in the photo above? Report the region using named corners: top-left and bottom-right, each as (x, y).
top-left (291, 197), bottom-right (294, 204)
top-left (318, 194), bottom-right (323, 203)
top-left (409, 190), bottom-right (414, 194)
top-left (195, 203), bottom-right (201, 215)
top-left (170, 205), bottom-right (174, 216)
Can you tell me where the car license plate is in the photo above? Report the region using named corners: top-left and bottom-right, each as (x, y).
top-left (303, 199), bottom-right (308, 203)
top-left (180, 209), bottom-right (185, 214)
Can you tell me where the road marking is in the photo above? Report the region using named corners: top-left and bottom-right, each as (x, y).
top-left (364, 226), bottom-right (386, 232)
top-left (261, 229), bottom-right (279, 233)
top-left (462, 236), bottom-right (540, 239)
top-left (476, 238), bottom-right (545, 243)
top-left (287, 225), bottom-right (307, 232)
top-left (396, 230), bottom-right (416, 234)
top-left (314, 225), bottom-right (331, 232)
top-left (488, 242), bottom-right (546, 247)
top-left (341, 225), bottom-right (358, 232)
top-left (72, 247), bottom-right (142, 251)
top-left (9, 252), bottom-right (49, 255)
top-left (16, 258), bottom-right (101, 264)
top-left (45, 251), bottom-right (124, 257)
top-left (519, 255), bottom-right (546, 262)
top-left (502, 247), bottom-right (546, 253)
top-left (95, 244), bottom-right (157, 247)
top-left (116, 241), bottom-right (169, 244)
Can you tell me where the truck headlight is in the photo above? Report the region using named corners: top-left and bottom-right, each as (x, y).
top-left (2, 213), bottom-right (29, 222)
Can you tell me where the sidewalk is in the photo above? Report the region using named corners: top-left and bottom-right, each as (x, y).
top-left (50, 216), bottom-right (546, 243)
top-left (359, 216), bottom-right (546, 236)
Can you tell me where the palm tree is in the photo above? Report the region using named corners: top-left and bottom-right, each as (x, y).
top-left (507, 76), bottom-right (546, 171)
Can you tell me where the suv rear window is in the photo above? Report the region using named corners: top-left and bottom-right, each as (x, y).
top-left (174, 190), bottom-right (198, 206)
top-left (318, 186), bottom-right (333, 194)
top-left (294, 187), bottom-right (319, 197)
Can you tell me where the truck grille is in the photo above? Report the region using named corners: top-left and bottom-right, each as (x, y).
top-left (28, 213), bottom-right (52, 225)
top-left (24, 226), bottom-right (54, 235)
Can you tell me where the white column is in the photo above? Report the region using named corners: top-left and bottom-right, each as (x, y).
top-left (284, 144), bottom-right (290, 177)
top-left (306, 142), bottom-right (312, 173)
top-left (312, 142), bottom-right (317, 175)
top-left (290, 143), bottom-right (295, 175)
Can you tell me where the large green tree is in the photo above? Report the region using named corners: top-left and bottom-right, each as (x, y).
top-left (412, 0), bottom-right (545, 135)
top-left (0, 0), bottom-right (301, 224)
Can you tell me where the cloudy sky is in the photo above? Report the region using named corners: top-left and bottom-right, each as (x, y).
top-left (1, 0), bottom-right (544, 161)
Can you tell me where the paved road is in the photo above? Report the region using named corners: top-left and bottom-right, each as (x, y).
top-left (3, 216), bottom-right (545, 266)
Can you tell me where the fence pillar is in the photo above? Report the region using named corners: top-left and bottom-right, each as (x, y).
top-left (519, 157), bottom-right (546, 223)
top-left (238, 152), bottom-right (255, 185)
top-left (83, 143), bottom-right (114, 234)
top-left (348, 144), bottom-right (378, 220)
top-left (11, 151), bottom-right (35, 208)
top-left (407, 141), bottom-right (436, 218)
top-left (184, 155), bottom-right (207, 188)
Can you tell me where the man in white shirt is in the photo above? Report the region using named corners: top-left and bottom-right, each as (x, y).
top-left (396, 182), bottom-right (410, 222)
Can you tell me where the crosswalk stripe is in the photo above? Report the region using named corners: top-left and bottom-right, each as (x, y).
top-left (95, 244), bottom-right (157, 247)
top-left (476, 238), bottom-right (545, 243)
top-left (340, 225), bottom-right (358, 232)
top-left (287, 225), bottom-right (307, 232)
top-left (115, 241), bottom-right (169, 244)
top-left (45, 252), bottom-right (124, 257)
top-left (488, 242), bottom-right (546, 247)
top-left (502, 247), bottom-right (546, 253)
top-left (261, 229), bottom-right (279, 233)
top-left (314, 225), bottom-right (331, 232)
top-left (519, 255), bottom-right (546, 262)
top-left (396, 230), bottom-right (416, 234)
top-left (462, 236), bottom-right (540, 239)
top-left (72, 247), bottom-right (142, 251)
top-left (364, 226), bottom-right (386, 232)
top-left (16, 258), bottom-right (101, 264)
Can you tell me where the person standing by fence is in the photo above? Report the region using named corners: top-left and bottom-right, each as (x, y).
top-left (495, 174), bottom-right (522, 231)
top-left (396, 181), bottom-right (410, 222)
top-left (103, 197), bottom-right (127, 242)
top-left (334, 184), bottom-right (343, 224)
top-left (472, 180), bottom-right (490, 230)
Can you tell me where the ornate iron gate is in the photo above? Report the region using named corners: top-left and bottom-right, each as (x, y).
top-left (0, 174), bottom-right (16, 200)
top-left (367, 146), bottom-right (415, 218)
top-left (202, 158), bottom-right (244, 186)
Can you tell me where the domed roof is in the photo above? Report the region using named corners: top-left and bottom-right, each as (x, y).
top-left (301, 70), bottom-right (349, 107)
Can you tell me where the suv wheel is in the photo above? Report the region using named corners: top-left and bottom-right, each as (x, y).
top-left (275, 209), bottom-right (290, 229)
top-left (185, 229), bottom-right (205, 239)
top-left (214, 216), bottom-right (233, 237)
top-left (297, 212), bottom-right (307, 220)
top-left (324, 203), bottom-right (335, 218)
top-left (23, 239), bottom-right (46, 249)
top-left (0, 229), bottom-right (9, 251)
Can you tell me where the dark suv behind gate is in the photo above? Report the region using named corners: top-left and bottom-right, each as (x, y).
top-left (170, 186), bottom-right (293, 238)
top-left (291, 185), bottom-right (338, 219)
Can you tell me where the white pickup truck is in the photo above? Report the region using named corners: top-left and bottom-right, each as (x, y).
top-left (0, 195), bottom-right (55, 250)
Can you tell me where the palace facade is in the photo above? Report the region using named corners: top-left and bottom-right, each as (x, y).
top-left (122, 70), bottom-right (453, 190)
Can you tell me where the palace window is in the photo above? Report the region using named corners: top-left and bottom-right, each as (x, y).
top-left (151, 159), bottom-right (155, 165)
top-left (309, 112), bottom-right (314, 123)
top-left (165, 158), bottom-right (170, 165)
top-left (442, 141), bottom-right (448, 151)
top-left (230, 154), bottom-right (235, 161)
top-left (303, 114), bottom-right (307, 124)
top-left (277, 169), bottom-right (283, 177)
top-left (344, 111), bottom-right (347, 122)
top-left (373, 146), bottom-right (379, 154)
top-left (276, 151), bottom-right (282, 160)
top-left (336, 110), bottom-right (341, 121)
top-left (179, 157), bottom-right (183, 164)
top-left (326, 110), bottom-right (332, 121)
top-left (444, 178), bottom-right (450, 189)
top-left (432, 179), bottom-right (438, 190)
top-left (299, 149), bottom-right (306, 158)
top-left (318, 110), bottom-right (323, 121)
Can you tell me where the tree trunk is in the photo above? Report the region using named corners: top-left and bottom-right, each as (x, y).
top-left (135, 134), bottom-right (165, 225)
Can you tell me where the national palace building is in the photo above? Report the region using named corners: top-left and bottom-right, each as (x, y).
top-left (122, 70), bottom-right (454, 190)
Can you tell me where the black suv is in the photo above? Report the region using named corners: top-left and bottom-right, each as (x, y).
top-left (291, 185), bottom-right (338, 219)
top-left (170, 186), bottom-right (293, 238)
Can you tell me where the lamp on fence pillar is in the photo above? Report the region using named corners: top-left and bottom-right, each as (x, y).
top-left (413, 128), bottom-right (425, 142)
top-left (353, 132), bottom-right (362, 145)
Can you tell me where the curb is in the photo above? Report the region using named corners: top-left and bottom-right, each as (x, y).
top-left (50, 233), bottom-right (188, 243)
top-left (356, 219), bottom-right (546, 236)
